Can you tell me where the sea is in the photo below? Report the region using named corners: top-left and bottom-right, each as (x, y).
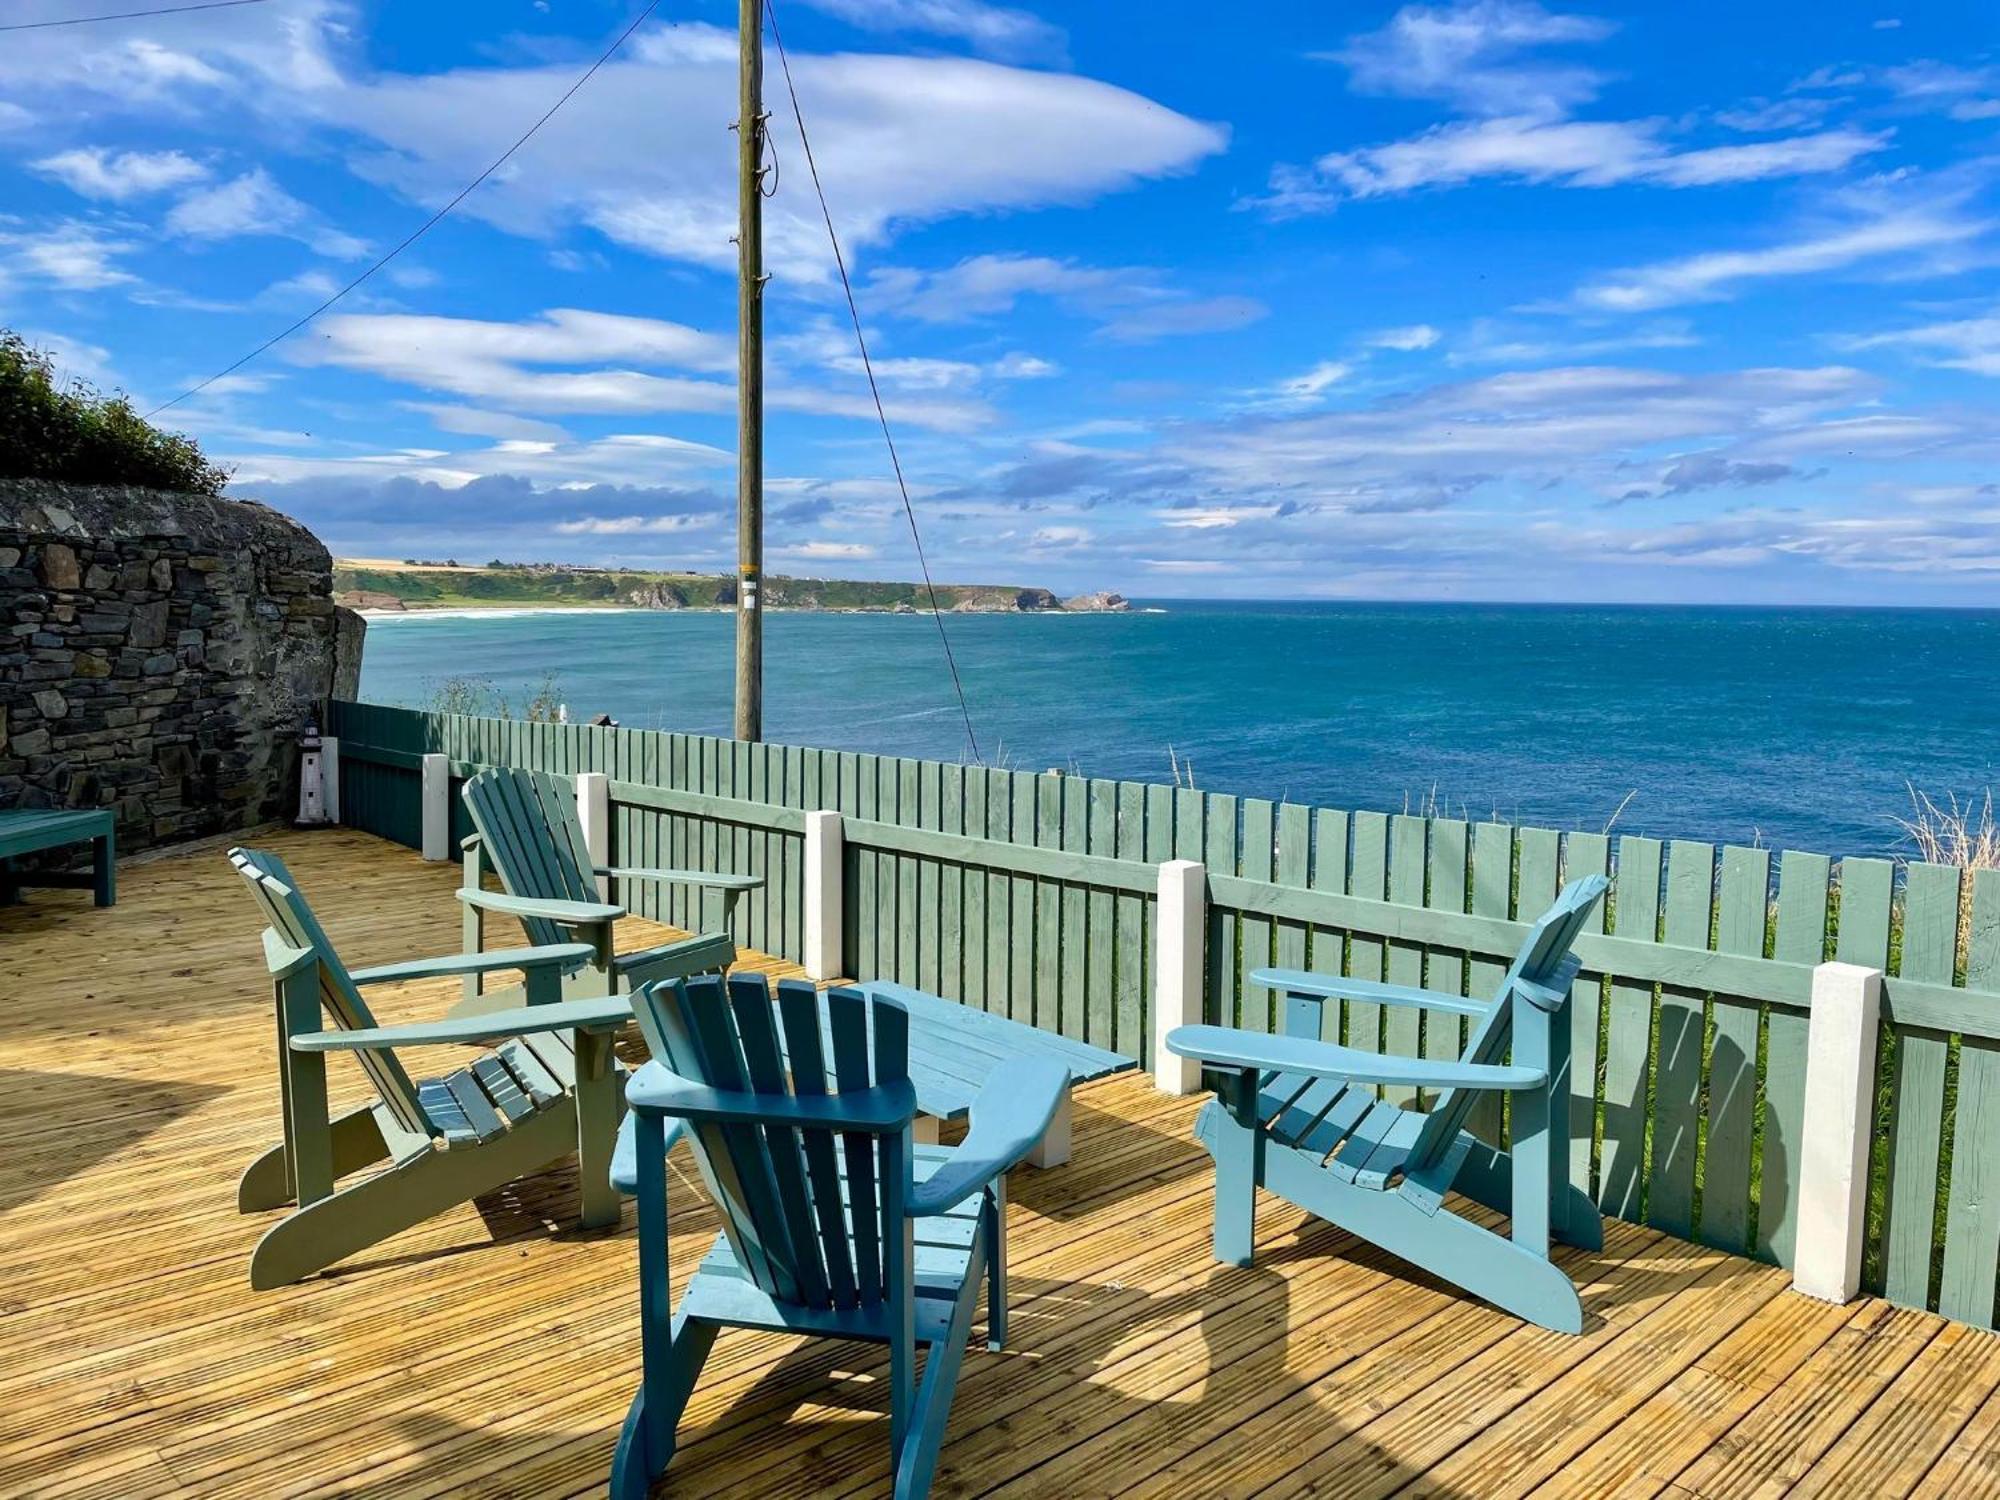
top-left (356, 601), bottom-right (2000, 861)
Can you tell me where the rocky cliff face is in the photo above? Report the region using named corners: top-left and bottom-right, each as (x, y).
top-left (626, 581), bottom-right (688, 609)
top-left (1, 480), bottom-right (361, 851)
top-left (1063, 591), bottom-right (1131, 612)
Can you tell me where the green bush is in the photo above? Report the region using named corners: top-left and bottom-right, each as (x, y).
top-left (0, 330), bottom-right (228, 495)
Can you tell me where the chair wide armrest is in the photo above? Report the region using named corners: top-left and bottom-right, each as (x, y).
top-left (454, 888), bottom-right (624, 925)
top-left (596, 866), bottom-right (762, 893)
top-left (1165, 1024), bottom-right (1546, 1092)
top-left (1249, 967), bottom-right (1488, 1019)
top-left (907, 1057), bottom-right (1069, 1217)
top-left (351, 942), bottom-right (596, 986)
top-left (290, 995), bottom-right (632, 1053)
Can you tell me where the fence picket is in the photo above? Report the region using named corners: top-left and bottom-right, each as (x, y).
top-left (1704, 845), bottom-right (1768, 1255)
top-left (1882, 862), bottom-right (1959, 1308)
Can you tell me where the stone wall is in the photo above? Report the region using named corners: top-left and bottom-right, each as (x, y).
top-left (0, 480), bottom-right (364, 853)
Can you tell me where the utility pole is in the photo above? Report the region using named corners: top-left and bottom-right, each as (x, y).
top-left (733, 0), bottom-right (766, 742)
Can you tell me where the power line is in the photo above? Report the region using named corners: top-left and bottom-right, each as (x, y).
top-left (1, 0), bottom-right (269, 32)
top-left (763, 0), bottom-right (983, 765)
top-left (146, 0), bottom-right (663, 417)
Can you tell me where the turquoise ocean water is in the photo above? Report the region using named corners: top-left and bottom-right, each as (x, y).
top-left (357, 602), bottom-right (2000, 860)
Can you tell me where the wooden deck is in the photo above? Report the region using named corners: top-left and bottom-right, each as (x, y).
top-left (3, 826), bottom-right (1998, 1499)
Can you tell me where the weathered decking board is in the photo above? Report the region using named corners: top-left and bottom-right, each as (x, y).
top-left (2, 825), bottom-right (1997, 1499)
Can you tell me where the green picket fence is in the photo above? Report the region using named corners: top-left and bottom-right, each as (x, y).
top-left (326, 700), bottom-right (2000, 1331)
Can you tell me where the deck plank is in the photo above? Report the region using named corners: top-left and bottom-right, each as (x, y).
top-left (0, 826), bottom-right (1996, 1500)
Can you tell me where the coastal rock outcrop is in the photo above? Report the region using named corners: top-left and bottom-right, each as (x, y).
top-left (1063, 591), bottom-right (1131, 612)
top-left (626, 582), bottom-right (688, 609)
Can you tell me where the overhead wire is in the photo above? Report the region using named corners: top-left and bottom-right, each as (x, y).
top-left (1, 0), bottom-right (270, 31)
top-left (762, 0), bottom-right (984, 764)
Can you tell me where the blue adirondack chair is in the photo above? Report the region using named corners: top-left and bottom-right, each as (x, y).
top-left (1166, 874), bottom-right (1609, 1334)
top-left (608, 973), bottom-right (1067, 1500)
top-left (229, 847), bottom-right (633, 1288)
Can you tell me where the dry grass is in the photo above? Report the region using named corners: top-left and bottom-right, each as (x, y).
top-left (1897, 786), bottom-right (2000, 873)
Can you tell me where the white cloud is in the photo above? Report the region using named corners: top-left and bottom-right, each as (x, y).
top-left (405, 404), bottom-right (573, 442)
top-left (1099, 295), bottom-right (1267, 342)
top-left (1245, 360), bottom-right (1353, 411)
top-left (32, 147), bottom-right (208, 201)
top-left (797, 0), bottom-right (1067, 64)
top-left (293, 308), bottom-right (993, 432)
top-left (1448, 318), bottom-right (1699, 364)
top-left (1574, 202), bottom-right (1988, 312)
top-left (1368, 324), bottom-right (1442, 351)
top-left (1845, 309), bottom-right (2000, 376)
top-left (326, 26), bottom-right (1224, 281)
top-left (779, 539), bottom-right (880, 559)
top-left (1, 222), bottom-right (139, 290)
top-left (865, 253), bottom-right (1263, 342)
top-left (1028, 524), bottom-right (1092, 549)
top-left (1328, 1), bottom-right (1615, 117)
top-left (992, 351), bottom-right (1059, 379)
top-left (1276, 118), bottom-right (1885, 206)
top-left (555, 513), bottom-right (715, 535)
top-left (165, 169), bottom-right (367, 257)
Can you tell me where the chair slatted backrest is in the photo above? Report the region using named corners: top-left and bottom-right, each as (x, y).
top-left (462, 767), bottom-right (598, 950)
top-left (228, 847), bottom-right (435, 1140)
top-left (632, 973), bottom-right (909, 1312)
top-left (1405, 873), bottom-right (1610, 1175)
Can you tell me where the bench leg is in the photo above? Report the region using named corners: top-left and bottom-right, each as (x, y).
top-left (1027, 1089), bottom-right (1072, 1169)
top-left (912, 1115), bottom-right (940, 1146)
top-left (93, 833), bottom-right (115, 907)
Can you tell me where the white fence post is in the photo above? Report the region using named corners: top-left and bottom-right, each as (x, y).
top-left (1793, 960), bottom-right (1884, 1303)
top-left (576, 772), bottom-right (611, 898)
top-left (420, 753), bottom-right (450, 861)
top-left (803, 810), bottom-right (844, 981)
top-left (321, 736), bottom-right (341, 824)
top-left (1154, 858), bottom-right (1206, 1094)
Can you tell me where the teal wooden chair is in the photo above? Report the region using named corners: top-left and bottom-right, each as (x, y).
top-left (608, 973), bottom-right (1067, 1499)
top-left (1166, 874), bottom-right (1609, 1334)
top-left (457, 767), bottom-right (759, 1012)
top-left (229, 847), bottom-right (632, 1289)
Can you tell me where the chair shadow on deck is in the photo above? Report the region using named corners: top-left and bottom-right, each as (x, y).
top-left (303, 1222), bottom-right (1451, 1500)
top-left (0, 1067), bottom-right (225, 1214)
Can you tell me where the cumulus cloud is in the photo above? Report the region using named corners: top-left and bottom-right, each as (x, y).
top-left (320, 24), bottom-right (1222, 282)
top-left (1844, 308), bottom-right (2000, 376)
top-left (1255, 118), bottom-right (1886, 211)
top-left (1328, 1), bottom-right (1615, 118)
top-left (32, 147), bottom-right (208, 201)
top-left (165, 169), bottom-right (368, 257)
top-left (1573, 200), bottom-right (1987, 312)
top-left (288, 308), bottom-right (998, 432)
top-left (0, 221), bottom-right (140, 290)
top-left (796, 0), bottom-right (1067, 64)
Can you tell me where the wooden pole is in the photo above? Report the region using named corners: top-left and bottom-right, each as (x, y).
top-left (734, 0), bottom-right (766, 742)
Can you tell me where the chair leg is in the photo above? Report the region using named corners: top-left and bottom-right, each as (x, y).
top-left (237, 1105), bottom-right (389, 1211)
top-left (610, 1313), bottom-right (716, 1500)
top-left (572, 1030), bottom-right (623, 1229)
top-left (894, 1241), bottom-right (985, 1500)
top-left (983, 1179), bottom-right (1007, 1351)
top-left (1209, 1078), bottom-right (1261, 1267)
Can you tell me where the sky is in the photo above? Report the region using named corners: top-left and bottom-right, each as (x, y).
top-left (3, 0), bottom-right (1999, 603)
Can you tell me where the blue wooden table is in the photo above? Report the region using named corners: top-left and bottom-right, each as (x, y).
top-left (0, 809), bottom-right (116, 907)
top-left (861, 981), bottom-right (1134, 1167)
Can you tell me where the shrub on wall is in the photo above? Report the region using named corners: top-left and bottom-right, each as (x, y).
top-left (0, 330), bottom-right (229, 496)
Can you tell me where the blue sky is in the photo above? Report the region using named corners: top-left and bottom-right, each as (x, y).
top-left (3, 0), bottom-right (1998, 602)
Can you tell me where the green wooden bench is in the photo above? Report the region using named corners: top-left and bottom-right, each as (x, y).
top-left (0, 809), bottom-right (116, 907)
